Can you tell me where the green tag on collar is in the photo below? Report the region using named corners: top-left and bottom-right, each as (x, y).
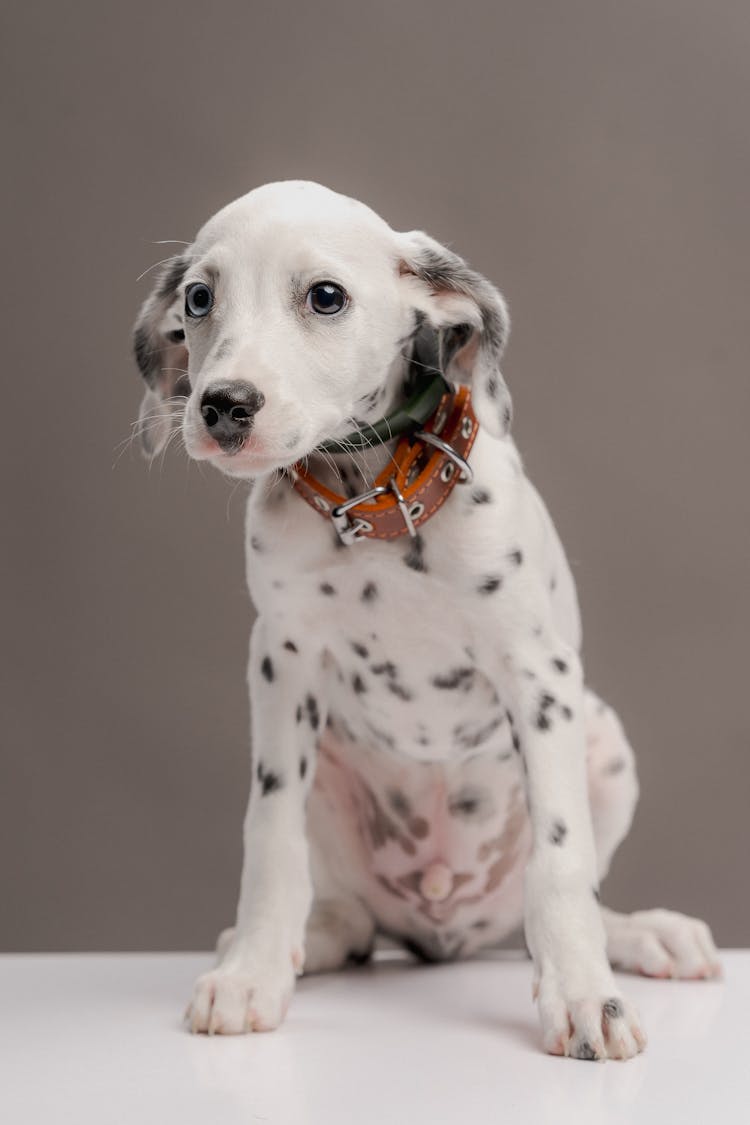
top-left (318, 328), bottom-right (450, 453)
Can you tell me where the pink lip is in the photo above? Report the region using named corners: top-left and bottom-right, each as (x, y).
top-left (189, 432), bottom-right (267, 459)
top-left (186, 426), bottom-right (300, 474)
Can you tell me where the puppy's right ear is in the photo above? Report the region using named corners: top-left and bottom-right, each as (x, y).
top-left (132, 255), bottom-right (191, 457)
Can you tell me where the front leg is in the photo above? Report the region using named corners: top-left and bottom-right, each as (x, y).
top-left (187, 617), bottom-right (323, 1034)
top-left (507, 634), bottom-right (647, 1060)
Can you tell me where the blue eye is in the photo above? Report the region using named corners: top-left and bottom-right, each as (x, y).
top-left (307, 282), bottom-right (348, 316)
top-left (185, 282), bottom-right (214, 318)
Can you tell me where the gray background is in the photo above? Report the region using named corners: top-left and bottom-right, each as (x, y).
top-left (2, 0), bottom-right (749, 951)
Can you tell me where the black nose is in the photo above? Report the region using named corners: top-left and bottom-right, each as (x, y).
top-left (200, 382), bottom-right (265, 450)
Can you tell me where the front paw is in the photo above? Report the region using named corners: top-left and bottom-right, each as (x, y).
top-left (186, 945), bottom-right (298, 1034)
top-left (535, 966), bottom-right (647, 1061)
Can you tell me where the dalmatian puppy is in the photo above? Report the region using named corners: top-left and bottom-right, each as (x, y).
top-left (133, 180), bottom-right (720, 1059)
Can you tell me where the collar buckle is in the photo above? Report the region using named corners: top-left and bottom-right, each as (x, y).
top-left (331, 484), bottom-right (389, 545)
top-left (330, 476), bottom-right (422, 545)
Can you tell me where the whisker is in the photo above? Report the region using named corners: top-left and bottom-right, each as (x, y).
top-left (136, 253), bottom-right (183, 283)
top-left (225, 478), bottom-right (244, 523)
top-left (112, 397), bottom-right (188, 468)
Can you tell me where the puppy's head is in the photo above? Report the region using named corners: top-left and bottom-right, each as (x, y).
top-left (132, 180), bottom-right (511, 478)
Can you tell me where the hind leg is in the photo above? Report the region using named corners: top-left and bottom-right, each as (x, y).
top-left (301, 895), bottom-right (376, 973)
top-left (585, 690), bottom-right (721, 980)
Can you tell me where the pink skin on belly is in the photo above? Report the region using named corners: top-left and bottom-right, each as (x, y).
top-left (311, 732), bottom-right (533, 947)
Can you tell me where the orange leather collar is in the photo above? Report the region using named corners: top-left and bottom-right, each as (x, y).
top-left (288, 386), bottom-right (479, 545)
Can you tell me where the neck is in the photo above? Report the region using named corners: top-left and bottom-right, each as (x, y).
top-left (306, 360), bottom-right (408, 498)
top-left (302, 326), bottom-right (449, 496)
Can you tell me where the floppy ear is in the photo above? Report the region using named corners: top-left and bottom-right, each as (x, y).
top-left (132, 255), bottom-right (191, 457)
top-left (397, 231), bottom-right (512, 437)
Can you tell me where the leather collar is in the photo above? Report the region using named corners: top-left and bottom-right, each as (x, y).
top-left (288, 385), bottom-right (479, 545)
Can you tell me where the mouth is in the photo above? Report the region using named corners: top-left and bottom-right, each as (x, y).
top-left (185, 427), bottom-right (309, 478)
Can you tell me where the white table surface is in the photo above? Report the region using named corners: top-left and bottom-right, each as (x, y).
top-left (1, 949), bottom-right (745, 1125)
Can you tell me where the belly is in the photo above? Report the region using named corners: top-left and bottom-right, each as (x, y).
top-left (308, 725), bottom-right (532, 959)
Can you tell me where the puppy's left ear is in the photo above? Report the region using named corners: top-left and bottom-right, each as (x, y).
top-left (132, 254), bottom-right (191, 457)
top-left (397, 231), bottom-right (512, 437)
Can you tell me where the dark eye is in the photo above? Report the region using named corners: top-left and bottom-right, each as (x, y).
top-left (306, 282), bottom-right (348, 316)
top-left (185, 282), bottom-right (214, 318)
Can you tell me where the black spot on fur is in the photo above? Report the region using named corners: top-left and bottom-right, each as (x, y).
top-left (602, 998), bottom-right (624, 1020)
top-left (534, 690), bottom-right (557, 730)
top-left (431, 667), bottom-right (475, 690)
top-left (256, 761), bottom-right (283, 796)
top-left (352, 673), bottom-right (367, 694)
top-left (573, 1040), bottom-right (599, 1061)
top-left (361, 581), bottom-right (378, 602)
top-left (306, 694), bottom-right (320, 730)
top-left (295, 703), bottom-right (303, 723)
top-left (551, 657), bottom-right (569, 673)
top-left (471, 487), bottom-right (492, 504)
top-left (283, 640), bottom-right (298, 653)
top-left (507, 548), bottom-right (524, 566)
top-left (320, 582), bottom-right (336, 596)
top-left (371, 661), bottom-right (398, 678)
top-left (478, 575), bottom-right (502, 595)
top-left (261, 656), bottom-right (274, 682)
top-left (453, 714), bottom-right (504, 751)
top-left (351, 641), bottom-right (369, 659)
top-left (561, 705), bottom-right (574, 720)
top-left (404, 534), bottom-right (428, 573)
top-left (261, 770), bottom-right (282, 795)
top-left (593, 887), bottom-right (601, 902)
top-left (387, 680), bottom-right (413, 702)
top-left (167, 328), bottom-right (185, 343)
top-left (299, 757), bottom-right (308, 780)
top-left (250, 535), bottom-right (263, 552)
top-left (550, 820), bottom-right (567, 845)
top-left (505, 709), bottom-right (522, 754)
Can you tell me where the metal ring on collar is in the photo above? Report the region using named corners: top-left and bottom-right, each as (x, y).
top-left (414, 429), bottom-right (474, 484)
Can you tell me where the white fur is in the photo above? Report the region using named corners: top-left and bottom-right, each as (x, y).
top-left (134, 181), bottom-right (721, 1056)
